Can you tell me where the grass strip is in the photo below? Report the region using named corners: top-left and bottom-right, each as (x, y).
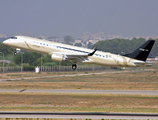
top-left (0, 93), bottom-right (157, 113)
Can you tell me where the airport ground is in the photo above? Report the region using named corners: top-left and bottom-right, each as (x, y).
top-left (0, 69), bottom-right (158, 90)
top-left (0, 61), bottom-right (158, 115)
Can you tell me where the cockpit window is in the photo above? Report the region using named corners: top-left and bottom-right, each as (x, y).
top-left (10, 37), bottom-right (17, 39)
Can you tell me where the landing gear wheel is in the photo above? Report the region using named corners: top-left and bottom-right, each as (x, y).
top-left (72, 64), bottom-right (77, 70)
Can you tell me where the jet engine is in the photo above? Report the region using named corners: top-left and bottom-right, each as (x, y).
top-left (51, 53), bottom-right (67, 62)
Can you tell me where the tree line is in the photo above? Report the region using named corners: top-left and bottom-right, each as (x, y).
top-left (92, 38), bottom-right (158, 58)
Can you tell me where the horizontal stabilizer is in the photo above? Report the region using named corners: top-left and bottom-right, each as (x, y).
top-left (133, 61), bottom-right (152, 67)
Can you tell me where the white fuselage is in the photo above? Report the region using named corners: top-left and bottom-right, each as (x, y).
top-left (3, 36), bottom-right (149, 67)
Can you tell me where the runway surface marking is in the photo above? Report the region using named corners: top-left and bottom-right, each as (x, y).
top-left (0, 112), bottom-right (157, 119)
top-left (0, 89), bottom-right (158, 95)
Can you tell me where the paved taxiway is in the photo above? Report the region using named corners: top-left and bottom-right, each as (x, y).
top-left (0, 89), bottom-right (158, 95)
top-left (0, 112), bottom-right (158, 119)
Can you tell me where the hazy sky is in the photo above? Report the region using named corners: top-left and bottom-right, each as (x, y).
top-left (0, 0), bottom-right (158, 38)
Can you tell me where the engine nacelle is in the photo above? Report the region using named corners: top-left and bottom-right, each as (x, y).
top-left (51, 53), bottom-right (67, 62)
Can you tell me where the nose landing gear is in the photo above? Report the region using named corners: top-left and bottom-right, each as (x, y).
top-left (72, 63), bottom-right (77, 70)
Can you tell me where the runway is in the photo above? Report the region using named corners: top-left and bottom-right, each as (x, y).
top-left (0, 112), bottom-right (158, 119)
top-left (0, 89), bottom-right (158, 95)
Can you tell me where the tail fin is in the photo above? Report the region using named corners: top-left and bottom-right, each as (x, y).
top-left (124, 40), bottom-right (155, 61)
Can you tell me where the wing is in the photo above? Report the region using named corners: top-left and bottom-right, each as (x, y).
top-left (66, 54), bottom-right (89, 63)
top-left (54, 48), bottom-right (97, 63)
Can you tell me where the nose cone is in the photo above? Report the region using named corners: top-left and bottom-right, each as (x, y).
top-left (3, 40), bottom-right (9, 45)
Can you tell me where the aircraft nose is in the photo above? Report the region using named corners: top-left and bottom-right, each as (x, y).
top-left (3, 40), bottom-right (9, 45)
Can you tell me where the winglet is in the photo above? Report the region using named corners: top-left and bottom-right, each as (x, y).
top-left (88, 47), bottom-right (97, 56)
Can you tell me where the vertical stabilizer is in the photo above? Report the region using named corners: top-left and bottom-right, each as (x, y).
top-left (125, 40), bottom-right (155, 61)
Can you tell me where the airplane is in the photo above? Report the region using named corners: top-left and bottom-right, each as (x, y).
top-left (3, 36), bottom-right (155, 70)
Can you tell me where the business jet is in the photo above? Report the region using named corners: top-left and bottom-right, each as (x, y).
top-left (3, 36), bottom-right (155, 70)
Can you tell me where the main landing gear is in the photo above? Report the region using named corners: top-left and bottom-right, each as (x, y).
top-left (72, 63), bottom-right (77, 70)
